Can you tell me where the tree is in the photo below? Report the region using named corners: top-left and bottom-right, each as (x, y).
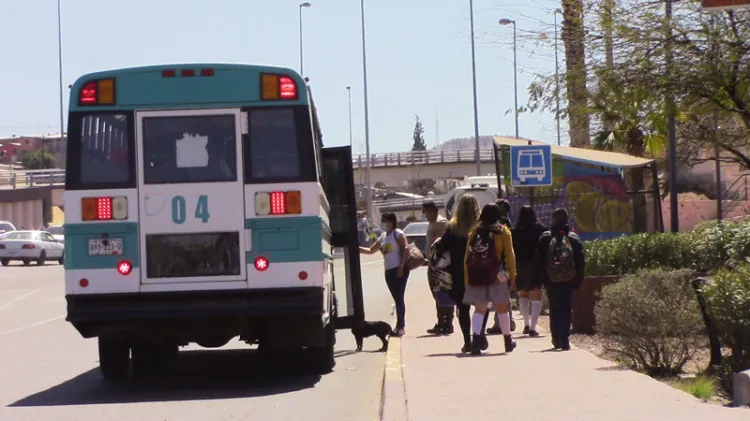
top-left (561, 0), bottom-right (591, 147)
top-left (20, 149), bottom-right (57, 170)
top-left (410, 115), bottom-right (435, 195)
top-left (411, 115), bottom-right (427, 152)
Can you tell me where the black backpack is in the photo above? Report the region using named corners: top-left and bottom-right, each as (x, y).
top-left (546, 233), bottom-right (576, 283)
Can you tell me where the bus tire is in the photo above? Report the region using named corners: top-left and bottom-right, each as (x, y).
top-left (131, 340), bottom-right (163, 378)
top-left (98, 336), bottom-right (130, 381)
top-left (308, 321), bottom-right (335, 374)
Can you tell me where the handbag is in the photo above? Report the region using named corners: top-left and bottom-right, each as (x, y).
top-left (405, 242), bottom-right (426, 271)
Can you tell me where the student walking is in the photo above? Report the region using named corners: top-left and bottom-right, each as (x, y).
top-left (512, 205), bottom-right (547, 336)
top-left (534, 208), bottom-right (585, 350)
top-left (439, 194), bottom-right (481, 352)
top-left (464, 203), bottom-right (517, 355)
top-left (423, 201), bottom-right (452, 335)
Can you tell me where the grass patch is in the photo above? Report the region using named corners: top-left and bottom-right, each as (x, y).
top-left (672, 376), bottom-right (718, 401)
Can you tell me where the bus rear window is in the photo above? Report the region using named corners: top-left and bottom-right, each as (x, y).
top-left (244, 107), bottom-right (316, 183)
top-left (66, 113), bottom-right (134, 190)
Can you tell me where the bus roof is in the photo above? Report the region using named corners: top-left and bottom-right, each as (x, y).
top-left (68, 63), bottom-right (309, 112)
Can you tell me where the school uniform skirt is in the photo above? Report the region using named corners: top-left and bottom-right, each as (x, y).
top-left (462, 281), bottom-right (511, 306)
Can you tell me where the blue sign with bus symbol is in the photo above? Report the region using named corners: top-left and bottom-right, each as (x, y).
top-left (510, 145), bottom-right (552, 187)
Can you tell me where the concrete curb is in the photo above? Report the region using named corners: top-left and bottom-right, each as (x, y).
top-left (379, 317), bottom-right (409, 421)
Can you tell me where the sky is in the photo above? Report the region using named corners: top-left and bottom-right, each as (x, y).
top-left (0, 0), bottom-right (568, 155)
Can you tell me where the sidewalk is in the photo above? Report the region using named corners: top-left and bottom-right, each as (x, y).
top-left (382, 271), bottom-right (748, 421)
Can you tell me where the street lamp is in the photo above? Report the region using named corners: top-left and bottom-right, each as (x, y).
top-left (346, 86), bottom-right (353, 149)
top-left (360, 0), bottom-right (373, 220)
top-left (554, 9), bottom-right (562, 146)
top-left (469, 0), bottom-right (481, 176)
top-left (299, 2), bottom-right (312, 75)
top-left (56, 0), bottom-right (65, 152)
top-left (498, 18), bottom-right (520, 143)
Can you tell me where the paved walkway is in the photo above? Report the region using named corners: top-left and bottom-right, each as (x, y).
top-left (383, 270), bottom-right (748, 421)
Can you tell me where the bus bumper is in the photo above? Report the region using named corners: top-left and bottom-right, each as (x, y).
top-left (65, 287), bottom-right (326, 346)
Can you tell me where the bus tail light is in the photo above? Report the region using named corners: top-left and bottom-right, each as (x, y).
top-left (260, 74), bottom-right (298, 101)
top-left (78, 78), bottom-right (116, 106)
top-left (82, 196), bottom-right (128, 221)
top-left (254, 256), bottom-right (269, 271)
top-left (254, 191), bottom-right (301, 216)
top-left (162, 68), bottom-right (214, 78)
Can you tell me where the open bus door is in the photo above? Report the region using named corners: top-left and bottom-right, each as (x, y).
top-left (321, 146), bottom-right (365, 330)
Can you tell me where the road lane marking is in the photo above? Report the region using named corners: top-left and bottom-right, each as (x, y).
top-left (0, 315), bottom-right (65, 336)
top-left (0, 288), bottom-right (41, 313)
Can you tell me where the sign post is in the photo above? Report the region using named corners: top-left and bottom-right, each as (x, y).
top-left (702, 0), bottom-right (750, 10)
top-left (510, 144), bottom-right (553, 188)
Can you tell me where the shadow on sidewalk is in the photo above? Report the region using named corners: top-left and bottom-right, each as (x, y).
top-left (424, 352), bottom-right (508, 358)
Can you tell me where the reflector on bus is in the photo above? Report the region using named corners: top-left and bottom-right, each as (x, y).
top-left (78, 78), bottom-right (116, 106)
top-left (81, 196), bottom-right (128, 221)
top-left (260, 74), bottom-right (298, 101)
top-left (254, 191), bottom-right (302, 216)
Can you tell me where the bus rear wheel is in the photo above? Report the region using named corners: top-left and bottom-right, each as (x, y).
top-left (98, 336), bottom-right (130, 381)
top-left (307, 321), bottom-right (335, 374)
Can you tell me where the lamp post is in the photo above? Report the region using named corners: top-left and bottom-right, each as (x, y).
top-left (56, 0), bottom-right (65, 153)
top-left (469, 0), bottom-right (481, 176)
top-left (346, 86), bottom-right (353, 149)
top-left (299, 2), bottom-right (312, 75)
top-left (498, 18), bottom-right (520, 143)
top-left (360, 0), bottom-right (373, 219)
top-left (554, 9), bottom-right (562, 146)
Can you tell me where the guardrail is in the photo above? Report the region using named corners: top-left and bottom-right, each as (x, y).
top-left (352, 148), bottom-right (495, 169)
top-left (0, 147), bottom-right (498, 188)
top-left (374, 197), bottom-right (446, 210)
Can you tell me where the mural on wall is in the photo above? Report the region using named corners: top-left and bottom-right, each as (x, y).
top-left (502, 151), bottom-right (633, 241)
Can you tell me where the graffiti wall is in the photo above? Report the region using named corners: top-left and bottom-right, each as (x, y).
top-left (502, 153), bottom-right (634, 241)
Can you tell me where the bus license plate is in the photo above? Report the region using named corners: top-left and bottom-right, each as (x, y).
top-left (88, 238), bottom-right (124, 256)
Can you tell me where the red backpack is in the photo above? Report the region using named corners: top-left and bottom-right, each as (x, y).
top-left (466, 230), bottom-right (500, 286)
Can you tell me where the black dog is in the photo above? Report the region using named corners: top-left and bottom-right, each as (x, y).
top-left (351, 321), bottom-right (391, 352)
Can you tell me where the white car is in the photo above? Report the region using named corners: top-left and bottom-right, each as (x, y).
top-left (45, 225), bottom-right (65, 243)
top-left (0, 221), bottom-right (16, 237)
top-left (0, 230), bottom-right (65, 266)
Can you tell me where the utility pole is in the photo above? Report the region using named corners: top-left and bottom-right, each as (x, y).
top-left (469, 0), bottom-right (481, 176)
top-left (554, 9), bottom-right (562, 146)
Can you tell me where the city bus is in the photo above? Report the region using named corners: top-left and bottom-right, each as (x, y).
top-left (63, 63), bottom-right (364, 380)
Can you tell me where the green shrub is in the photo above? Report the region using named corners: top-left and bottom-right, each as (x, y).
top-left (594, 268), bottom-right (706, 377)
top-left (702, 264), bottom-right (750, 371)
top-left (584, 233), bottom-right (696, 276)
top-left (673, 376), bottom-right (718, 401)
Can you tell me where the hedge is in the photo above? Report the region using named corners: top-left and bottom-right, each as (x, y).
top-left (584, 220), bottom-right (750, 277)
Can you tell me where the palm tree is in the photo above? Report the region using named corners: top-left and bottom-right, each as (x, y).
top-left (590, 72), bottom-right (667, 233)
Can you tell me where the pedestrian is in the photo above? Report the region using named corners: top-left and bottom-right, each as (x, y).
top-left (464, 203), bottom-right (517, 355)
top-left (438, 194), bottom-right (481, 352)
top-left (512, 205), bottom-right (547, 336)
top-left (534, 207), bottom-right (585, 350)
top-left (359, 212), bottom-right (410, 337)
top-left (485, 198), bottom-right (516, 335)
top-left (357, 212), bottom-right (370, 247)
top-left (423, 201), bottom-right (451, 335)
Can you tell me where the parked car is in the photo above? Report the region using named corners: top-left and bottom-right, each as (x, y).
top-left (403, 221), bottom-right (429, 255)
top-left (0, 230), bottom-right (64, 266)
top-left (0, 221), bottom-right (17, 236)
top-left (45, 225), bottom-right (65, 242)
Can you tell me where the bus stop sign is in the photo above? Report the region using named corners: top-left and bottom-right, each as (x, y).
top-left (510, 144), bottom-right (552, 187)
top-left (702, 0), bottom-right (750, 10)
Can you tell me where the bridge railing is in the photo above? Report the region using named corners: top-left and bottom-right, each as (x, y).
top-left (0, 169), bottom-right (66, 189)
top-left (352, 148), bottom-right (495, 169)
top-left (0, 148), bottom-right (498, 188)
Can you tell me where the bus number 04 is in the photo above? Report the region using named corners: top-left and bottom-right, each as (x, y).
top-left (171, 195), bottom-right (210, 224)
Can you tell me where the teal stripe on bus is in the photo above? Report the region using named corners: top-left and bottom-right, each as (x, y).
top-left (68, 64), bottom-right (309, 112)
top-left (64, 222), bottom-right (140, 270)
top-left (246, 216), bottom-right (332, 263)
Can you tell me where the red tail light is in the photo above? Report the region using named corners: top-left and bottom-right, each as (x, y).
top-left (117, 260), bottom-right (132, 276)
top-left (97, 197), bottom-right (113, 220)
top-left (181, 69), bottom-right (195, 77)
top-left (254, 256), bottom-right (269, 271)
top-left (200, 68), bottom-right (215, 76)
top-left (279, 76), bottom-right (297, 99)
top-left (162, 69), bottom-right (176, 77)
top-left (270, 192), bottom-right (286, 215)
top-left (80, 82), bottom-right (97, 104)
top-left (22, 244), bottom-right (35, 249)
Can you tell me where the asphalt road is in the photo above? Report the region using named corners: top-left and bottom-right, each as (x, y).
top-left (0, 253), bottom-right (404, 421)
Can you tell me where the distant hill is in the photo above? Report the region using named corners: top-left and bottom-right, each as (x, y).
top-left (434, 135), bottom-right (495, 150)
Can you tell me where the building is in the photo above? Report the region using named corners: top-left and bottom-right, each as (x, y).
top-left (0, 134), bottom-right (67, 168)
